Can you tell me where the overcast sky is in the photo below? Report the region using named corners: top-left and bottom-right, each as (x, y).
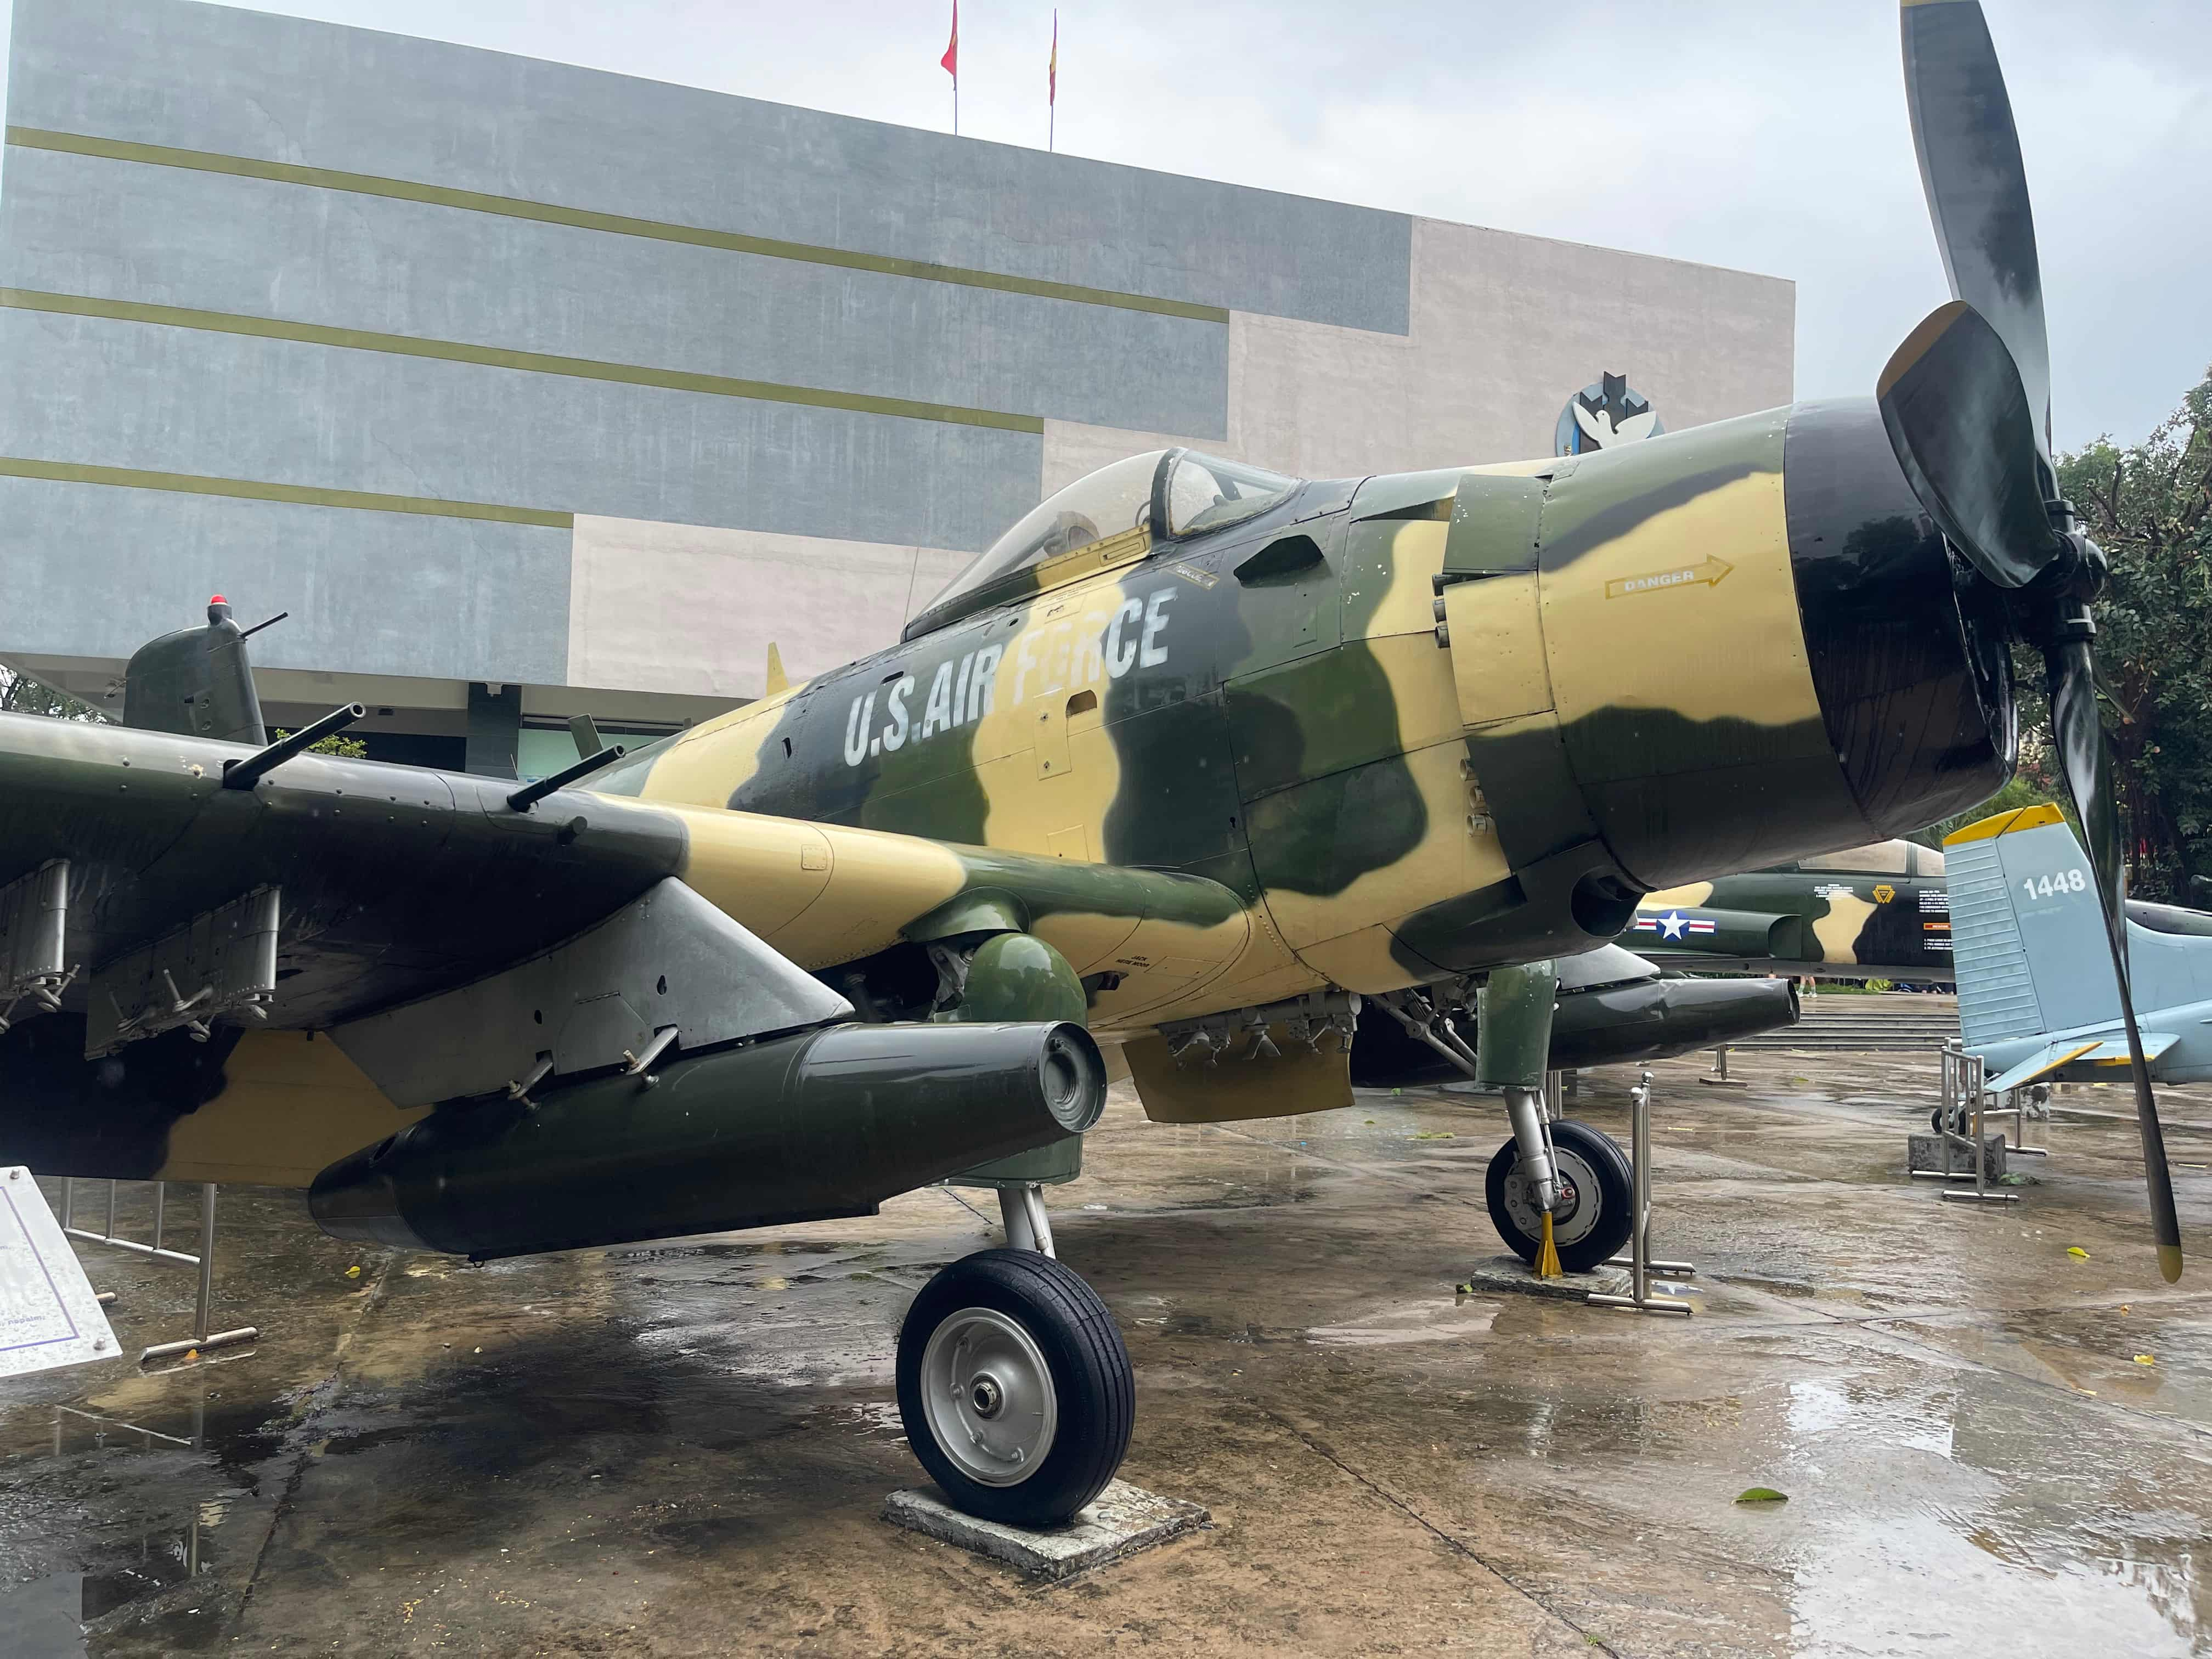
top-left (3, 0), bottom-right (2206, 449)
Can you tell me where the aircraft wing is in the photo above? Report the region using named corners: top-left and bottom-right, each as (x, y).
top-left (0, 703), bottom-right (850, 1179)
top-left (0, 701), bottom-right (1250, 1184)
top-left (1982, 1032), bottom-right (2181, 1095)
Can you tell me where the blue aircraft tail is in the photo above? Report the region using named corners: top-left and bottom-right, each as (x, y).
top-left (1944, 804), bottom-right (2212, 1086)
top-left (1943, 805), bottom-right (2118, 1048)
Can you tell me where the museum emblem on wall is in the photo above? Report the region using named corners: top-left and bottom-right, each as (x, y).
top-left (1555, 372), bottom-right (1663, 456)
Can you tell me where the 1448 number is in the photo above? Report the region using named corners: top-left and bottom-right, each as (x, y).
top-left (2021, 870), bottom-right (2089, 901)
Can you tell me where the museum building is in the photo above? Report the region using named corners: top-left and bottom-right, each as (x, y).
top-left (0, 0), bottom-right (1793, 777)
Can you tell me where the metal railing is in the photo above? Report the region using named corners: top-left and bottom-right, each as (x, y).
top-left (1926, 1045), bottom-right (2021, 1206)
top-left (56, 1178), bottom-right (258, 1363)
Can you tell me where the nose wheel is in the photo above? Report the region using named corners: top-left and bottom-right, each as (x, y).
top-left (896, 1248), bottom-right (1134, 1527)
top-left (1485, 1119), bottom-right (1634, 1274)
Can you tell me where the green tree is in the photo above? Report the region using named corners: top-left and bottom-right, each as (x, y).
top-left (2058, 367), bottom-right (2212, 902)
top-left (1912, 767), bottom-right (2068, 852)
top-left (272, 727), bottom-right (369, 758)
top-left (4, 664), bottom-right (363, 757)
top-left (0, 662), bottom-right (108, 723)
top-left (1907, 369), bottom-right (2212, 902)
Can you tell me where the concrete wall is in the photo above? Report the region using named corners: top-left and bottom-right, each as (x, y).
top-left (0, 0), bottom-right (1792, 713)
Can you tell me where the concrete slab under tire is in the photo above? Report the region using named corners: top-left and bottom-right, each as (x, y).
top-left (1456, 1252), bottom-right (1638, 1301)
top-left (883, 1479), bottom-right (1209, 1580)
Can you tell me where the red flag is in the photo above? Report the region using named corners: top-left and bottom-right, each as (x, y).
top-left (941, 1), bottom-right (958, 79)
top-left (1049, 11), bottom-right (1058, 106)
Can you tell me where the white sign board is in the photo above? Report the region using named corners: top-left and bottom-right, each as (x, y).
top-left (0, 1167), bottom-right (119, 1378)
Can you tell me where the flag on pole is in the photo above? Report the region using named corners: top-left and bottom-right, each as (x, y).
top-left (1048, 10), bottom-right (1058, 151)
top-left (941, 0), bottom-right (959, 134)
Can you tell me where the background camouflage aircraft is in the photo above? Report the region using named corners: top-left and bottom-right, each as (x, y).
top-left (0, 0), bottom-right (2182, 1525)
top-left (1626, 837), bottom-right (1955, 983)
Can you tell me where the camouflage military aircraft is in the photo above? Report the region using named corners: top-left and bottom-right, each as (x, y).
top-left (1352, 834), bottom-right (1954, 1103)
top-left (1624, 837), bottom-right (1956, 983)
top-left (0, 0), bottom-right (2182, 1525)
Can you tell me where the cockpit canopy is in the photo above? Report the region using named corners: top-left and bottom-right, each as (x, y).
top-left (904, 448), bottom-right (1301, 640)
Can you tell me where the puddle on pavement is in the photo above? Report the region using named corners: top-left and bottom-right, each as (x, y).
top-left (842, 1400), bottom-right (905, 1436)
top-left (1307, 1324), bottom-right (2212, 1655)
top-left (1749, 1363), bottom-right (2209, 1655)
top-left (1305, 1299), bottom-right (1499, 1346)
top-left (0, 1400), bottom-right (246, 1657)
top-left (1880, 1303), bottom-right (2212, 1437)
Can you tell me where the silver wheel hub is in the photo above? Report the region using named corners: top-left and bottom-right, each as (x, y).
top-left (919, 1306), bottom-right (1057, 1487)
top-left (1502, 1146), bottom-right (1605, 1249)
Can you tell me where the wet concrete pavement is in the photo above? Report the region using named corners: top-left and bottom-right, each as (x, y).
top-left (5, 1044), bottom-right (2211, 1656)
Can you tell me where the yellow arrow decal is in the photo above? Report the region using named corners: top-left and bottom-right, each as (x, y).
top-left (1604, 556), bottom-right (1734, 600)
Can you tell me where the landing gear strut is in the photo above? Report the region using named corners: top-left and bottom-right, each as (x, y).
top-left (1485, 1120), bottom-right (1634, 1273)
top-left (998, 1181), bottom-right (1056, 1257)
top-left (1378, 966), bottom-right (1637, 1276)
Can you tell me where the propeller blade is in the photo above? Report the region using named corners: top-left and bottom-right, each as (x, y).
top-left (1877, 301), bottom-right (2061, 588)
top-left (2047, 640), bottom-right (2185, 1282)
top-left (1900, 0), bottom-right (2053, 483)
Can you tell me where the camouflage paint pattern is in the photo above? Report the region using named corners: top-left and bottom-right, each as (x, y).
top-left (1631, 837), bottom-right (1955, 979)
top-left (1, 400), bottom-right (2012, 1176)
top-left (600, 404), bottom-right (2003, 1011)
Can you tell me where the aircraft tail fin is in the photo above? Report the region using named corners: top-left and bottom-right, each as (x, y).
top-left (121, 597), bottom-right (267, 744)
top-left (1943, 804), bottom-right (2122, 1048)
top-left (764, 642), bottom-right (789, 697)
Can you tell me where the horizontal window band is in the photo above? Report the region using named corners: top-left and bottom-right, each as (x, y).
top-left (4, 126), bottom-right (1232, 326)
top-left (0, 286), bottom-right (1048, 434)
top-left (0, 454), bottom-right (575, 527)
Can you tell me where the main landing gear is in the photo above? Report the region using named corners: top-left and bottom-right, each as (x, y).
top-left (1376, 968), bottom-right (1636, 1274)
top-left (895, 1186), bottom-right (1133, 1526)
top-left (1485, 1120), bottom-right (1633, 1273)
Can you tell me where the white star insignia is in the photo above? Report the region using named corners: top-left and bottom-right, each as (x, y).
top-left (1657, 911), bottom-right (1689, 940)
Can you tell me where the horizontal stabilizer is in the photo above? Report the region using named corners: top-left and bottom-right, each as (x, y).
top-left (1984, 1032), bottom-right (2180, 1094)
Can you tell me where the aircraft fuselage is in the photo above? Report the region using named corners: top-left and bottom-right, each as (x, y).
top-left (596, 400), bottom-right (2013, 1034)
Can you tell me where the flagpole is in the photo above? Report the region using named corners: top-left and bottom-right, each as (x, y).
top-left (943, 0), bottom-right (960, 137)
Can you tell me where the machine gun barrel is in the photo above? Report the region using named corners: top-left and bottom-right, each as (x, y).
top-left (506, 743), bottom-right (627, 811)
top-left (222, 702), bottom-right (366, 789)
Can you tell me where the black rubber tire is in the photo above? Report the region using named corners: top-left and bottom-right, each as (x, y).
top-left (1484, 1119), bottom-right (1634, 1273)
top-left (895, 1248), bottom-right (1134, 1527)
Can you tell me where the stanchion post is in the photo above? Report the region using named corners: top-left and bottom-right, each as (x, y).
top-left (1701, 1045), bottom-right (1746, 1088)
top-left (1634, 1072), bottom-right (1650, 1301)
top-left (1942, 1049), bottom-right (2018, 1206)
top-left (193, 1183), bottom-right (216, 1341)
top-left (1589, 1068), bottom-right (1695, 1314)
top-left (138, 1183), bottom-right (261, 1363)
